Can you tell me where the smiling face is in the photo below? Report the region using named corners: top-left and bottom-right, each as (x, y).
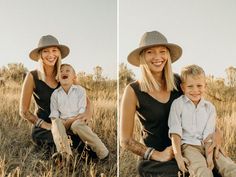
top-left (181, 74), bottom-right (206, 105)
top-left (41, 47), bottom-right (60, 67)
top-left (59, 64), bottom-right (76, 86)
top-left (143, 46), bottom-right (170, 74)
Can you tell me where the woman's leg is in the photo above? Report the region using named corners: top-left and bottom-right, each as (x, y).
top-left (31, 126), bottom-right (56, 154)
top-left (138, 159), bottom-right (181, 177)
top-left (32, 126), bottom-right (97, 158)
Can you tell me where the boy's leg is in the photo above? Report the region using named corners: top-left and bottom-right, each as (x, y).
top-left (70, 120), bottom-right (109, 159)
top-left (32, 126), bottom-right (56, 156)
top-left (182, 144), bottom-right (213, 177)
top-left (51, 118), bottom-right (73, 156)
top-left (214, 153), bottom-right (236, 177)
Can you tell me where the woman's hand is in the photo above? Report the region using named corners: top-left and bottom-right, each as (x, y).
top-left (61, 119), bottom-right (73, 130)
top-left (152, 146), bottom-right (174, 162)
top-left (203, 129), bottom-right (227, 158)
top-left (61, 112), bottom-right (92, 130)
top-left (40, 121), bottom-right (52, 130)
top-left (206, 154), bottom-right (214, 170)
top-left (74, 112), bottom-right (92, 125)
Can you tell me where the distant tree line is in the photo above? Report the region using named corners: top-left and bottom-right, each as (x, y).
top-left (0, 63), bottom-right (28, 85)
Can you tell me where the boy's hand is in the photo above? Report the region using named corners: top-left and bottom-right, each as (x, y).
top-left (175, 154), bottom-right (189, 173)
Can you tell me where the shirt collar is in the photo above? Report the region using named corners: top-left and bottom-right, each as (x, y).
top-left (182, 95), bottom-right (207, 107)
top-left (58, 84), bottom-right (77, 94)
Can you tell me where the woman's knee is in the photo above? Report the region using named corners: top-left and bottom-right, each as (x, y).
top-left (31, 127), bottom-right (54, 146)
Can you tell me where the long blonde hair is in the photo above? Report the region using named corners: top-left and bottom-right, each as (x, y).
top-left (37, 49), bottom-right (62, 82)
top-left (139, 48), bottom-right (177, 92)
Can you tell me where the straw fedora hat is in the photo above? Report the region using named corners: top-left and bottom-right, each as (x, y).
top-left (127, 31), bottom-right (182, 66)
top-left (29, 35), bottom-right (70, 61)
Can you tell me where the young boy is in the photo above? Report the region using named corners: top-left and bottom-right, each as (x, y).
top-left (49, 64), bottom-right (109, 159)
top-left (168, 64), bottom-right (236, 177)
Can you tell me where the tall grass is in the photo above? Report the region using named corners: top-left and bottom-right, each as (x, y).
top-left (0, 79), bottom-right (117, 177)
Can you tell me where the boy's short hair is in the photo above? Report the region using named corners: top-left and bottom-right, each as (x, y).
top-left (60, 63), bottom-right (76, 75)
top-left (181, 64), bottom-right (205, 83)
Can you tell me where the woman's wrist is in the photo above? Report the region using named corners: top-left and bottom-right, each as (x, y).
top-left (35, 118), bottom-right (44, 128)
top-left (144, 147), bottom-right (155, 160)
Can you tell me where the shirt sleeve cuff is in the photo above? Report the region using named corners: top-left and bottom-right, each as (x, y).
top-left (168, 128), bottom-right (182, 139)
top-left (49, 112), bottom-right (59, 119)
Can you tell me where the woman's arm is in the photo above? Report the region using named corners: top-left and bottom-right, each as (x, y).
top-left (19, 72), bottom-right (51, 130)
top-left (120, 85), bottom-right (146, 156)
top-left (204, 142), bottom-right (214, 170)
top-left (171, 134), bottom-right (189, 172)
top-left (203, 127), bottom-right (227, 158)
top-left (120, 85), bottom-right (173, 162)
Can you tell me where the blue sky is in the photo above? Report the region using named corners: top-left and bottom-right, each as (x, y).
top-left (119, 0), bottom-right (236, 79)
top-left (0, 0), bottom-right (116, 79)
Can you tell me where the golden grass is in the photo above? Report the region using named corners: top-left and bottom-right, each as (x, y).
top-left (0, 80), bottom-right (117, 177)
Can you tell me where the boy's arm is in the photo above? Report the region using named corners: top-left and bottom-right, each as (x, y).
top-left (168, 100), bottom-right (182, 139)
top-left (49, 92), bottom-right (61, 128)
top-left (168, 99), bottom-right (189, 172)
top-left (171, 134), bottom-right (189, 173)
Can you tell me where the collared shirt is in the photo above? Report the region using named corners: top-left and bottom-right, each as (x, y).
top-left (49, 84), bottom-right (86, 119)
top-left (168, 95), bottom-right (216, 145)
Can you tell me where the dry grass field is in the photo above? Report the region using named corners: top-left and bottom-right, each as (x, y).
top-left (119, 74), bottom-right (236, 177)
top-left (0, 68), bottom-right (117, 177)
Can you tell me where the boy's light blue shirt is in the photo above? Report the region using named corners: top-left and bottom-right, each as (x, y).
top-left (49, 84), bottom-right (86, 119)
top-left (168, 95), bottom-right (216, 145)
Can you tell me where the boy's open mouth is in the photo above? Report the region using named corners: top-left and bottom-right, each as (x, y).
top-left (62, 75), bottom-right (68, 79)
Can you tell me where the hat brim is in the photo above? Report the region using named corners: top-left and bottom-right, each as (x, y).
top-left (29, 44), bottom-right (70, 61)
top-left (127, 43), bottom-right (182, 67)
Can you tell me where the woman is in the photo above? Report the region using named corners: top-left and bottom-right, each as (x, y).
top-left (120, 31), bottom-right (224, 177)
top-left (19, 35), bottom-right (92, 155)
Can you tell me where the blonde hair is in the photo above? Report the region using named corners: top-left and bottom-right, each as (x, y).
top-left (139, 48), bottom-right (177, 92)
top-left (60, 63), bottom-right (76, 74)
top-left (37, 49), bottom-right (62, 82)
top-left (181, 64), bottom-right (205, 83)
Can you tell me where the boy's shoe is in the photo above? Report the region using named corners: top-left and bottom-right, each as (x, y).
top-left (99, 152), bottom-right (109, 163)
top-left (97, 148), bottom-right (109, 160)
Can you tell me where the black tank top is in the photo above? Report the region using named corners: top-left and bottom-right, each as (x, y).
top-left (130, 75), bottom-right (182, 151)
top-left (30, 70), bottom-right (60, 123)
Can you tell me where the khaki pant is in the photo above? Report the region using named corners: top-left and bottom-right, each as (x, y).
top-left (182, 144), bottom-right (236, 177)
top-left (70, 120), bottom-right (109, 159)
